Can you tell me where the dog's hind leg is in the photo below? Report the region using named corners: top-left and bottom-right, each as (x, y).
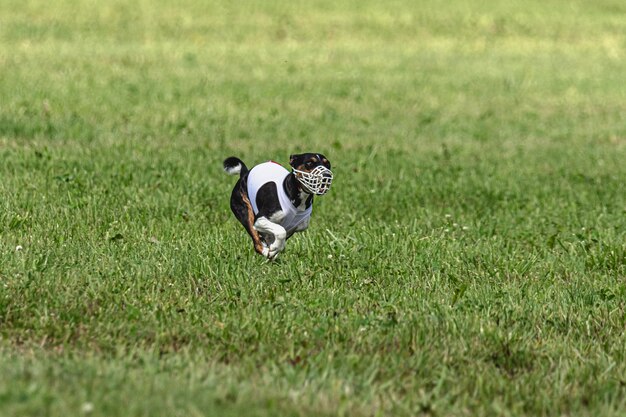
top-left (241, 192), bottom-right (270, 257)
top-left (231, 185), bottom-right (269, 257)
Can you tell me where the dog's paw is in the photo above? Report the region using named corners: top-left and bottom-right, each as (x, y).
top-left (266, 244), bottom-right (285, 260)
top-left (267, 242), bottom-right (286, 259)
top-left (267, 252), bottom-right (280, 261)
top-left (266, 248), bottom-right (278, 260)
top-left (261, 244), bottom-right (279, 261)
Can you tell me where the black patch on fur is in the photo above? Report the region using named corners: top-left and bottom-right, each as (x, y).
top-left (254, 182), bottom-right (283, 218)
top-left (283, 174), bottom-right (313, 209)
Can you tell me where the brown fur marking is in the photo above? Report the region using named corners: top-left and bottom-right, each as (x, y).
top-left (240, 190), bottom-right (265, 255)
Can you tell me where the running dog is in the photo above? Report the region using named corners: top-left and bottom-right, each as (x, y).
top-left (223, 153), bottom-right (333, 259)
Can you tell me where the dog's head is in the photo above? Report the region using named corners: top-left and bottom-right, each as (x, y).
top-left (289, 153), bottom-right (333, 195)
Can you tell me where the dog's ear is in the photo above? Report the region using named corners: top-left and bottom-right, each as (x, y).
top-left (289, 154), bottom-right (299, 167)
top-left (317, 154), bottom-right (331, 170)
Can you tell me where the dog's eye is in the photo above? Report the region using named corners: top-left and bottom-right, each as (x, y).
top-left (305, 161), bottom-right (314, 168)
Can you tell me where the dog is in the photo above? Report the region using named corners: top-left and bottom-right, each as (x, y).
top-left (223, 153), bottom-right (333, 259)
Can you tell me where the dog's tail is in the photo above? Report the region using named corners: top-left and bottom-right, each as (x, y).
top-left (223, 157), bottom-right (248, 177)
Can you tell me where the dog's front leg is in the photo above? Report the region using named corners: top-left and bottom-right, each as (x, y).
top-left (254, 217), bottom-right (287, 260)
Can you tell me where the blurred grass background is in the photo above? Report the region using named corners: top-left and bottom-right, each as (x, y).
top-left (1, 1), bottom-right (625, 416)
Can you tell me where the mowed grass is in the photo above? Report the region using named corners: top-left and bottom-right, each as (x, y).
top-left (1, 0), bottom-right (625, 415)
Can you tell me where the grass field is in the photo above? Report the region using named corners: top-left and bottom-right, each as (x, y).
top-left (1, 0), bottom-right (626, 415)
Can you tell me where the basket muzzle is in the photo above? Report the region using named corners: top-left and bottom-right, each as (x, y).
top-left (293, 165), bottom-right (333, 195)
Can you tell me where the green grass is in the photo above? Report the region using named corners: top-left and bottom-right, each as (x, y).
top-left (1, 0), bottom-right (625, 416)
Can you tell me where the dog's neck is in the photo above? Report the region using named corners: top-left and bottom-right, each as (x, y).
top-left (284, 173), bottom-right (313, 211)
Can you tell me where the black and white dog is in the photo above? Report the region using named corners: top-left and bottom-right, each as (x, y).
top-left (224, 153), bottom-right (333, 259)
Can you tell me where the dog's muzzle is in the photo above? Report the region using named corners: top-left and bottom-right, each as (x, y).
top-left (293, 166), bottom-right (333, 195)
